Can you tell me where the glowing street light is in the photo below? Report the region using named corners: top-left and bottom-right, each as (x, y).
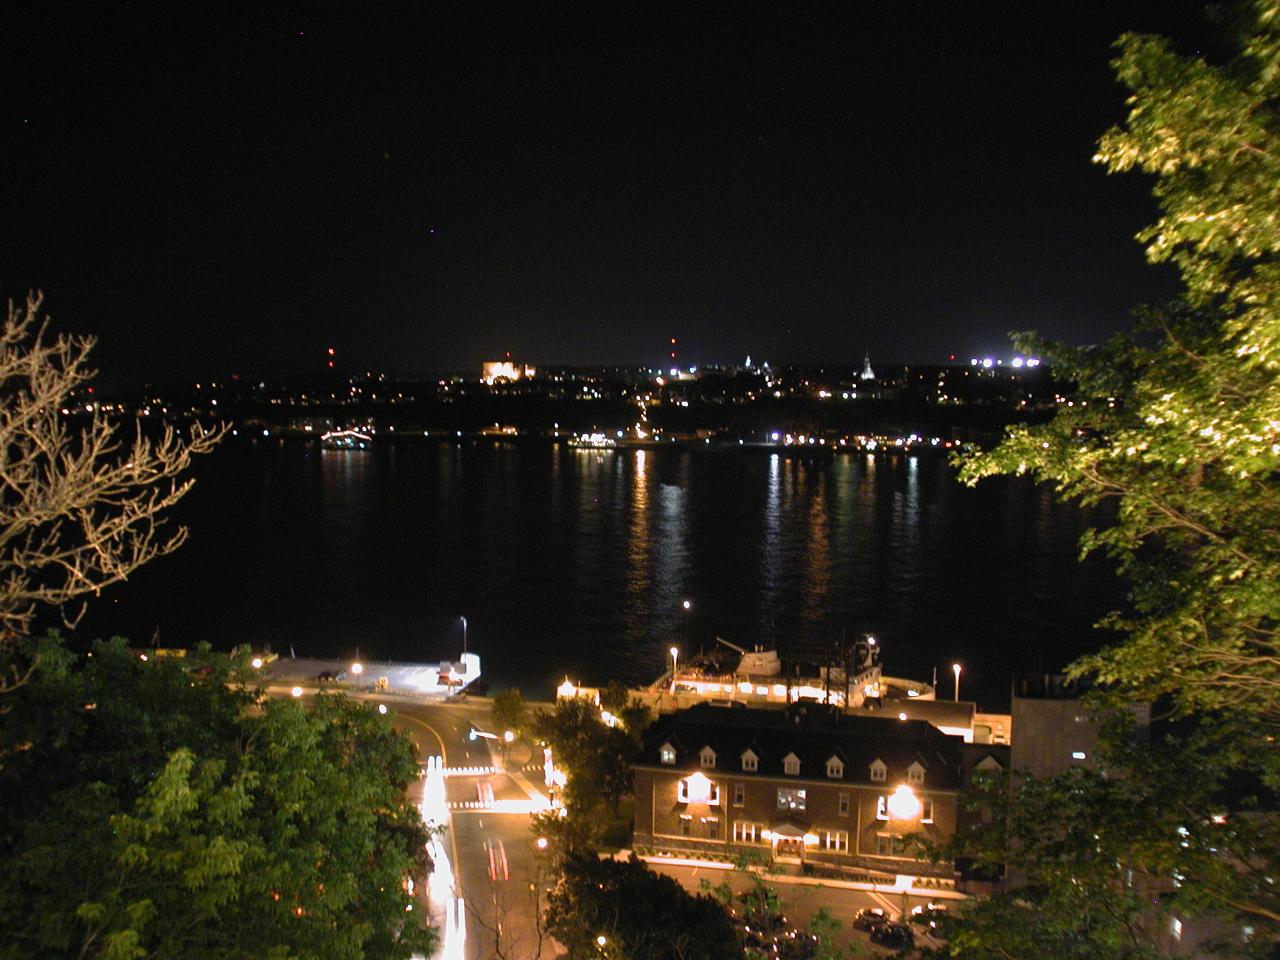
top-left (503, 730), bottom-right (515, 743)
top-left (290, 686), bottom-right (303, 698)
top-left (351, 661), bottom-right (364, 677)
top-left (535, 836), bottom-right (549, 850)
top-left (597, 935), bottom-right (608, 947)
top-left (669, 646), bottom-right (679, 693)
top-left (681, 599), bottom-right (692, 610)
top-left (250, 656), bottom-right (264, 669)
top-left (952, 663), bottom-right (962, 703)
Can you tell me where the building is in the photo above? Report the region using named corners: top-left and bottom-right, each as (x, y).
top-left (632, 702), bottom-right (964, 884)
top-left (1010, 674), bottom-right (1149, 777)
top-left (481, 360), bottom-right (536, 384)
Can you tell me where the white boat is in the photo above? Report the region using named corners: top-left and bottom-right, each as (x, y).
top-left (320, 429), bottom-right (372, 450)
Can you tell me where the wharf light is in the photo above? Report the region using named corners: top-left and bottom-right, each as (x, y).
top-left (557, 677), bottom-right (578, 699)
top-left (290, 686), bottom-right (303, 698)
top-left (952, 663), bottom-right (962, 702)
top-left (887, 784), bottom-right (922, 820)
top-left (351, 661), bottom-right (364, 677)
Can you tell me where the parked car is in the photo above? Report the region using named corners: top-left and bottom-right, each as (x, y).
top-left (853, 907), bottom-right (887, 931)
top-left (869, 922), bottom-right (914, 951)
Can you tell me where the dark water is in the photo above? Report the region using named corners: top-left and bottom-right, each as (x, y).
top-left (83, 440), bottom-right (1123, 711)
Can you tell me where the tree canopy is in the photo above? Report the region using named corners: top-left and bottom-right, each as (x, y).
top-left (959, 0), bottom-right (1280, 721)
top-left (0, 638), bottom-right (435, 960)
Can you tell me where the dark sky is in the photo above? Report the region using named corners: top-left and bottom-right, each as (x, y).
top-left (2, 2), bottom-right (1211, 384)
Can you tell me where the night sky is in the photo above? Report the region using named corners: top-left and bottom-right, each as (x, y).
top-left (2, 2), bottom-right (1210, 385)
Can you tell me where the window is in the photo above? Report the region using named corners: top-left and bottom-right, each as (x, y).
top-left (876, 834), bottom-right (909, 857)
top-left (869, 759), bottom-right (887, 782)
top-left (876, 796), bottom-right (889, 821)
top-left (659, 743), bottom-right (676, 765)
top-left (733, 821), bottom-right (763, 844)
top-left (783, 752), bottom-right (801, 776)
top-left (733, 782), bottom-right (745, 807)
top-left (825, 756), bottom-right (844, 779)
top-left (1171, 918), bottom-right (1183, 941)
top-left (705, 817), bottom-right (720, 840)
top-left (741, 749), bottom-right (758, 772)
top-left (677, 775), bottom-right (719, 805)
top-left (822, 830), bottom-right (849, 852)
top-left (776, 787), bottom-right (807, 812)
top-left (838, 792), bottom-right (850, 817)
top-left (907, 761), bottom-right (925, 786)
top-left (680, 815), bottom-right (692, 837)
top-left (700, 746), bottom-right (717, 769)
top-left (921, 799), bottom-right (934, 823)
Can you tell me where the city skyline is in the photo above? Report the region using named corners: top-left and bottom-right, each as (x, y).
top-left (1, 3), bottom-right (1209, 386)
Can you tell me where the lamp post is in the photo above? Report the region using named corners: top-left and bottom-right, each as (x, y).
top-left (669, 646), bottom-right (679, 693)
top-left (460, 615), bottom-right (468, 656)
top-left (952, 662), bottom-right (962, 703)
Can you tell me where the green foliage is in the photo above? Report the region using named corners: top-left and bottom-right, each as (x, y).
top-left (545, 853), bottom-right (743, 960)
top-left (0, 636), bottom-right (435, 959)
top-left (949, 5), bottom-right (1280, 956)
top-left (958, 1), bottom-right (1280, 721)
top-left (531, 696), bottom-right (639, 847)
top-left (490, 687), bottom-right (529, 736)
top-left (931, 715), bottom-right (1280, 958)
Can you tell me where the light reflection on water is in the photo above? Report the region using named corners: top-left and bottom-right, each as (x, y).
top-left (88, 442), bottom-right (1121, 711)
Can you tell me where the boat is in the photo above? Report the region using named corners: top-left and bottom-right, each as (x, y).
top-left (320, 429), bottom-right (372, 450)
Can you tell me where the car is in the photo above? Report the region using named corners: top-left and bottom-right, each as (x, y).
top-left (869, 922), bottom-right (914, 950)
top-left (910, 903), bottom-right (949, 932)
top-left (853, 907), bottom-right (887, 931)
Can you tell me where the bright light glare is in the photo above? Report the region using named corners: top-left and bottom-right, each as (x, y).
top-left (251, 657), bottom-right (264, 669)
top-left (378, 703), bottom-right (388, 715)
top-left (290, 686), bottom-right (303, 698)
top-left (351, 662), bottom-right (364, 676)
top-left (887, 783), bottom-right (922, 820)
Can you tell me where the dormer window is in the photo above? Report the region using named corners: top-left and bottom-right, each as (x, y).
top-left (869, 759), bottom-right (887, 782)
top-left (975, 754), bottom-right (1004, 773)
top-left (741, 749), bottom-right (758, 772)
top-left (699, 746), bottom-right (717, 769)
top-left (659, 742), bottom-right (676, 765)
top-left (825, 756), bottom-right (844, 779)
top-left (907, 761), bottom-right (925, 786)
top-left (783, 752), bottom-right (800, 776)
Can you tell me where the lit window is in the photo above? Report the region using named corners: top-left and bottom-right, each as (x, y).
top-left (907, 762), bottom-right (925, 785)
top-left (700, 746), bottom-right (717, 769)
top-left (838, 792), bottom-right (850, 816)
top-left (869, 759), bottom-right (887, 782)
top-left (876, 796), bottom-right (889, 821)
top-left (741, 749), bottom-right (758, 772)
top-left (823, 830), bottom-right (849, 852)
top-left (706, 817), bottom-right (720, 840)
top-left (680, 815), bottom-right (692, 837)
top-left (783, 752), bottom-right (801, 776)
top-left (733, 782), bottom-right (745, 807)
top-left (733, 821), bottom-right (763, 844)
top-left (1171, 918), bottom-right (1182, 941)
top-left (876, 834), bottom-right (909, 857)
top-left (826, 756), bottom-right (844, 779)
top-left (921, 799), bottom-right (934, 823)
top-left (776, 787), bottom-right (806, 811)
top-left (659, 743), bottom-right (676, 765)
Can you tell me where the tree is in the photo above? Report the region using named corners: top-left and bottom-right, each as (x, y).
top-left (0, 294), bottom-right (221, 691)
top-left (958, 1), bottom-right (1280, 723)
top-left (491, 687), bottom-right (529, 737)
top-left (0, 637), bottom-right (436, 959)
top-left (544, 853), bottom-right (743, 960)
top-left (531, 696), bottom-right (637, 819)
top-left (947, 5), bottom-right (1280, 955)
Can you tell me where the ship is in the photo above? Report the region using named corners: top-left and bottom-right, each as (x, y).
top-left (320, 429), bottom-right (373, 450)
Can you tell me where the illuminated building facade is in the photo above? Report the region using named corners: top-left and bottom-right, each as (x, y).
top-left (481, 360), bottom-right (536, 384)
top-left (632, 703), bottom-right (963, 883)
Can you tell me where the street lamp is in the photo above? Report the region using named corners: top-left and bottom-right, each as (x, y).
top-left (681, 599), bottom-right (692, 610)
top-left (669, 646), bottom-right (679, 693)
top-left (952, 663), bottom-right (962, 703)
top-left (459, 615), bottom-right (468, 656)
top-left (351, 661), bottom-right (364, 678)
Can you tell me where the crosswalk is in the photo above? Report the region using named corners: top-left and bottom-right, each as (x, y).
top-left (441, 765), bottom-right (496, 778)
